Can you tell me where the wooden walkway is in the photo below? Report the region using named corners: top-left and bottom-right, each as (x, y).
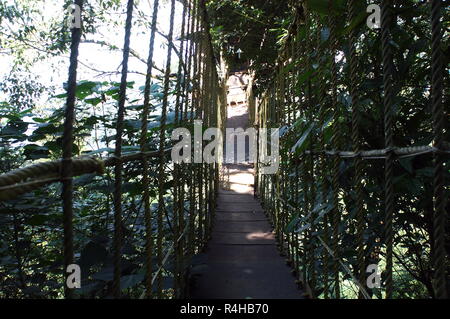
top-left (189, 164), bottom-right (302, 299)
top-left (188, 95), bottom-right (302, 299)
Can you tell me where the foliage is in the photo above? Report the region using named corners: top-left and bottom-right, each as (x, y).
top-left (0, 0), bottom-right (193, 298)
top-left (276, 0), bottom-right (449, 298)
top-left (206, 0), bottom-right (292, 92)
top-left (0, 73), bottom-right (187, 297)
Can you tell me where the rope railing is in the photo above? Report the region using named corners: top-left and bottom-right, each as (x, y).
top-left (0, 149), bottom-right (173, 201)
top-left (0, 0), bottom-right (222, 299)
top-left (6, 143), bottom-right (442, 201)
top-left (255, 0), bottom-right (448, 299)
top-left (301, 145), bottom-right (450, 159)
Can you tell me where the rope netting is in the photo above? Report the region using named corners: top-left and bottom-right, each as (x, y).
top-left (255, 0), bottom-right (448, 299)
top-left (0, 0), bottom-right (221, 299)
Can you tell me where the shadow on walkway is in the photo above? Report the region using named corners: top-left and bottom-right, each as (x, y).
top-left (187, 91), bottom-right (302, 299)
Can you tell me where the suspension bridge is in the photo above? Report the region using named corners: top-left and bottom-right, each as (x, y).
top-left (0, 0), bottom-right (447, 299)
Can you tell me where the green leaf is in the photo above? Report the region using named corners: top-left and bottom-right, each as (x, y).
top-left (343, 10), bottom-right (367, 35)
top-left (32, 117), bottom-right (48, 123)
top-left (80, 241), bottom-right (108, 272)
top-left (84, 97), bottom-right (103, 106)
top-left (296, 68), bottom-right (314, 89)
top-left (399, 158), bottom-right (413, 174)
top-left (92, 267), bottom-right (114, 281)
top-left (73, 173), bottom-right (97, 186)
top-left (306, 0), bottom-right (345, 15)
top-left (75, 81), bottom-right (101, 99)
top-left (23, 144), bottom-right (49, 160)
top-left (120, 273), bottom-right (144, 290)
top-left (27, 214), bottom-right (49, 226)
top-left (52, 93), bottom-right (67, 99)
top-left (291, 124), bottom-right (314, 154)
top-left (1, 119), bottom-right (29, 137)
top-left (29, 123), bottom-right (61, 141)
top-left (285, 215), bottom-right (300, 233)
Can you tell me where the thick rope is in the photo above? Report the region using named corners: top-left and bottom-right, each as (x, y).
top-left (288, 37), bottom-right (297, 266)
top-left (156, 0), bottom-right (176, 298)
top-left (381, 0), bottom-right (394, 299)
top-left (173, 0), bottom-right (188, 298)
top-left (61, 0), bottom-right (83, 299)
top-left (178, 0), bottom-right (193, 296)
top-left (348, 0), bottom-right (366, 299)
top-left (293, 17), bottom-right (301, 279)
top-left (0, 150), bottom-right (180, 201)
top-left (430, 0), bottom-right (447, 300)
top-left (140, 0), bottom-right (159, 299)
top-left (184, 0), bottom-right (195, 122)
top-left (188, 0), bottom-right (199, 257)
top-left (112, 0), bottom-right (134, 298)
top-left (317, 16), bottom-right (329, 299)
top-left (329, 9), bottom-right (341, 299)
